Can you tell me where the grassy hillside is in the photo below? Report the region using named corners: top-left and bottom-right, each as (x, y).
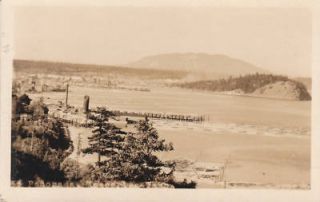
top-left (13, 60), bottom-right (187, 79)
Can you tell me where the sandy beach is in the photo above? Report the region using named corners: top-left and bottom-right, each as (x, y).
top-left (157, 128), bottom-right (310, 188)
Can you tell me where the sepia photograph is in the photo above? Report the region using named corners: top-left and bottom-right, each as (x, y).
top-left (1, 0), bottom-right (320, 201)
top-left (10, 4), bottom-right (313, 189)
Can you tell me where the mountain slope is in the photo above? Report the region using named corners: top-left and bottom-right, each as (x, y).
top-left (127, 53), bottom-right (267, 76)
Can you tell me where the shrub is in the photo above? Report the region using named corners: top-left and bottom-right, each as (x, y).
top-left (168, 179), bottom-right (197, 188)
top-left (60, 158), bottom-right (82, 182)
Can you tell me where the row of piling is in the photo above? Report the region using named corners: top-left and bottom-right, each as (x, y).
top-left (49, 110), bottom-right (205, 129)
top-left (111, 110), bottom-right (205, 122)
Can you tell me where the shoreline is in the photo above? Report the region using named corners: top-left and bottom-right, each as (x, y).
top-left (168, 86), bottom-right (310, 102)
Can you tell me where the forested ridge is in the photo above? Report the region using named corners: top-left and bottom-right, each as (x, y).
top-left (175, 73), bottom-right (310, 94)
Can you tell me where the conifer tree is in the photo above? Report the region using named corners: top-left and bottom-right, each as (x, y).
top-left (82, 107), bottom-right (127, 167)
top-left (114, 117), bottom-right (175, 182)
top-left (135, 117), bottom-right (173, 154)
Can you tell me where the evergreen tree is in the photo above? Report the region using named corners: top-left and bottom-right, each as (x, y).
top-left (82, 107), bottom-right (127, 167)
top-left (114, 117), bottom-right (175, 182)
top-left (135, 117), bottom-right (173, 154)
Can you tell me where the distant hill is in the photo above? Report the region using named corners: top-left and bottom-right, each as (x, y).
top-left (175, 73), bottom-right (311, 101)
top-left (127, 53), bottom-right (268, 76)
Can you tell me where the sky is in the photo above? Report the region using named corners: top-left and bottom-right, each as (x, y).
top-left (14, 6), bottom-right (312, 77)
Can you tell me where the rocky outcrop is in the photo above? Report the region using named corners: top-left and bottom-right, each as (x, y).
top-left (251, 81), bottom-right (311, 101)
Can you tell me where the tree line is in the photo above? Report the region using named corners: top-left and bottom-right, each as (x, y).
top-left (13, 60), bottom-right (187, 79)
